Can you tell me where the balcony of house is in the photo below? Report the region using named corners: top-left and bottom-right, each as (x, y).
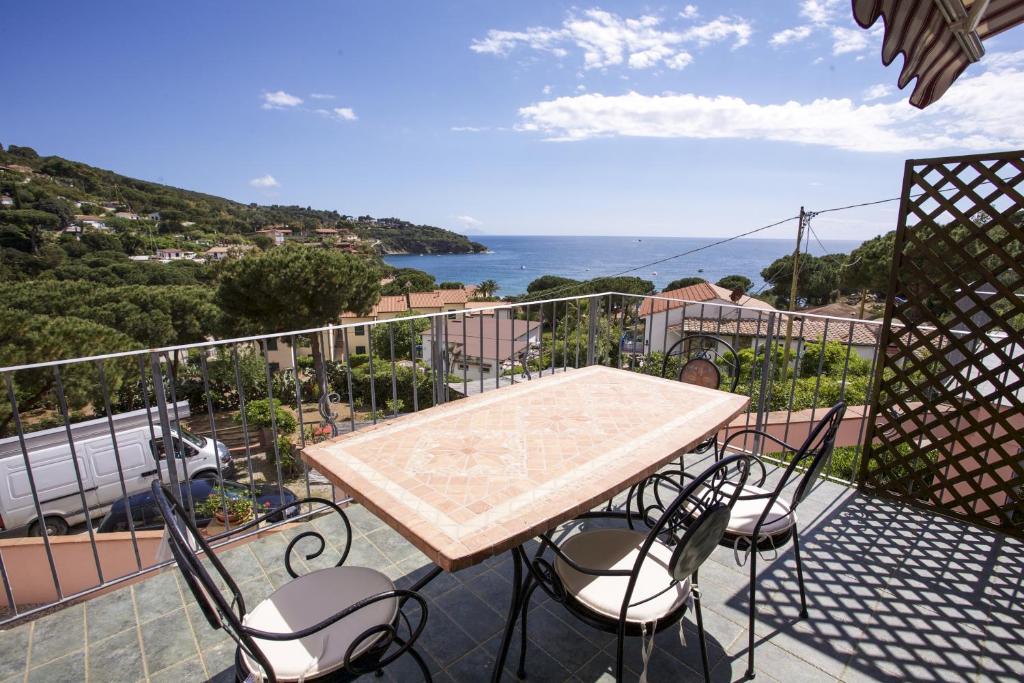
top-left (0, 280), bottom-right (1020, 682)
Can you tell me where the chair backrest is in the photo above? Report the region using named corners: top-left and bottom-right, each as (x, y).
top-left (787, 402), bottom-right (847, 506)
top-left (661, 334), bottom-right (740, 393)
top-left (151, 481), bottom-right (275, 678)
top-left (628, 454), bottom-right (752, 584)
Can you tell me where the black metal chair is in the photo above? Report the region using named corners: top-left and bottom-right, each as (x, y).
top-left (661, 334), bottom-right (740, 457)
top-left (151, 481), bottom-right (432, 682)
top-left (516, 454), bottom-right (754, 683)
top-left (711, 402), bottom-right (846, 679)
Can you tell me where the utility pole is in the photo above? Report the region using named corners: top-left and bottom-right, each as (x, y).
top-left (780, 207), bottom-right (809, 380)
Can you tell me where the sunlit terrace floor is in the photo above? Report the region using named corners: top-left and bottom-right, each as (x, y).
top-left (1, 457), bottom-right (1021, 683)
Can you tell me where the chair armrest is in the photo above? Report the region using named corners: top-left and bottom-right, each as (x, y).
top-left (721, 429), bottom-right (798, 455)
top-left (243, 588), bottom-right (425, 641)
top-left (535, 533), bottom-right (632, 578)
top-left (206, 497), bottom-right (353, 578)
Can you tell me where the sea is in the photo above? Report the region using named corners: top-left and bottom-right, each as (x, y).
top-left (383, 235), bottom-right (863, 296)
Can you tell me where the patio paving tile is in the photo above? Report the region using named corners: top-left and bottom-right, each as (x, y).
top-left (0, 623), bottom-right (29, 681)
top-left (140, 608), bottom-right (200, 675)
top-left (27, 603), bottom-right (84, 668)
top-left (27, 650), bottom-right (85, 683)
top-left (88, 628), bottom-right (147, 682)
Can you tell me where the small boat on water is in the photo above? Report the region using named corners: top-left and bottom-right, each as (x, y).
top-left (520, 265), bottom-right (526, 269)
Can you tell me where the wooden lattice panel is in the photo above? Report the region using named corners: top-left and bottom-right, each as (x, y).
top-left (861, 150), bottom-right (1024, 536)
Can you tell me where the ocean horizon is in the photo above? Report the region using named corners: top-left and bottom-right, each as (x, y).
top-left (384, 234), bottom-right (863, 296)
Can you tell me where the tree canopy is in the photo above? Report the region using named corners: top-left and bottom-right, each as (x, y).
top-left (663, 277), bottom-right (704, 292)
top-left (716, 274), bottom-right (753, 293)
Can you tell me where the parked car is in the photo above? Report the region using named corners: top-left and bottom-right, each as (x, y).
top-left (0, 403), bottom-right (232, 536)
top-left (97, 478), bottom-right (298, 532)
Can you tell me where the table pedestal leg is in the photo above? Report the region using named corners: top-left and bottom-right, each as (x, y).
top-left (491, 546), bottom-right (529, 682)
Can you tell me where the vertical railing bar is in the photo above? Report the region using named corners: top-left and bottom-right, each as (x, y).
top-left (741, 311), bottom-right (767, 453)
top-left (661, 299), bottom-right (670, 361)
top-left (526, 302), bottom-right (534, 376)
top-left (853, 328), bottom-right (885, 482)
top-left (574, 298), bottom-right (582, 369)
top-left (782, 316), bottom-right (807, 448)
top-left (0, 548), bottom-right (16, 618)
top-left (460, 313), bottom-right (468, 394)
top-left (615, 297), bottom-right (624, 370)
top-left (761, 315), bottom-right (781, 436)
top-left (341, 332), bottom-right (357, 427)
top-left (136, 356), bottom-right (160, 483)
top-left (809, 317), bottom-right (831, 429)
top-left (495, 311), bottom-right (501, 390)
top-left (52, 366), bottom-right (102, 585)
top-left (289, 335), bottom-right (313, 507)
top-left (605, 294), bottom-right (613, 366)
top-left (97, 360), bottom-right (143, 572)
top-left (827, 320), bottom-right (859, 480)
top-left (261, 339), bottom-right (286, 503)
top-left (409, 319), bottom-right (419, 413)
top-left (479, 313), bottom-right (485, 391)
top-left (752, 312), bottom-right (776, 457)
top-left (4, 373), bottom-right (63, 600)
top-left (163, 351), bottom-right (194, 511)
top-left (200, 353), bottom-right (231, 523)
top-left (563, 299), bottom-right (571, 373)
top-left (230, 345), bottom-right (259, 504)
top-left (388, 324), bottom-right (400, 417)
top-left (550, 300), bottom-right (557, 376)
top-left (367, 325), bottom-right (378, 424)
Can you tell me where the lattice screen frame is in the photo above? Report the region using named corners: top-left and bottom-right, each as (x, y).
top-left (860, 150), bottom-right (1024, 537)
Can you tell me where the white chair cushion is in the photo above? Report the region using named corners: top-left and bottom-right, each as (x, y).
top-left (553, 528), bottom-right (691, 624)
top-left (241, 566), bottom-right (398, 681)
top-left (725, 482), bottom-right (796, 537)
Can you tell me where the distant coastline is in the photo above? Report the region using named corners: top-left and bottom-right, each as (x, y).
top-left (384, 234), bottom-right (862, 295)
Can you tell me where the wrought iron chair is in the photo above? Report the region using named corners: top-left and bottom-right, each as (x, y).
top-left (711, 402), bottom-right (846, 679)
top-left (660, 334), bottom-right (740, 457)
top-left (151, 481), bottom-right (432, 682)
top-left (517, 454), bottom-right (754, 683)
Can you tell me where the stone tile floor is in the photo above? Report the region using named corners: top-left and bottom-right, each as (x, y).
top-left (1, 462), bottom-right (1022, 682)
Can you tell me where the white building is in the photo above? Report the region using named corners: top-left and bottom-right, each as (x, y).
top-left (422, 318), bottom-right (541, 382)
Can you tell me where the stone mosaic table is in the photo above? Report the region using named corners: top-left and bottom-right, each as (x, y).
top-left (303, 365), bottom-right (749, 680)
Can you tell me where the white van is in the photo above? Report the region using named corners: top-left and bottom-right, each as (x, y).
top-left (0, 402), bottom-right (232, 536)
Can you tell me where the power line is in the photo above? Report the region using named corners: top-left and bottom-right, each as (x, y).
top-left (519, 177), bottom-right (1001, 302)
top-left (525, 214), bottom-right (801, 301)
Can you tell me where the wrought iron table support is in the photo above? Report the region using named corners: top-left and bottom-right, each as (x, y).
top-left (491, 545), bottom-right (530, 683)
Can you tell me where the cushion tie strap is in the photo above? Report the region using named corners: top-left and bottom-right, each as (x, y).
top-left (639, 619), bottom-right (658, 683)
top-left (297, 630), bottom-right (331, 683)
top-left (679, 585), bottom-right (697, 647)
top-left (733, 533), bottom-right (779, 567)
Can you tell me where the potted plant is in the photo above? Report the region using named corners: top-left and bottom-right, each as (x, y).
top-left (236, 398), bottom-right (298, 452)
top-left (197, 487), bottom-right (254, 525)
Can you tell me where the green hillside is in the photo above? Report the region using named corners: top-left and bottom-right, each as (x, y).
top-left (0, 143), bottom-right (486, 254)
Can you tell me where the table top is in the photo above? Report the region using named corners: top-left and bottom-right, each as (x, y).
top-left (302, 365), bottom-right (750, 571)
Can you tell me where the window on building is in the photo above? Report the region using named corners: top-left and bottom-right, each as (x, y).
top-left (265, 338), bottom-right (278, 351)
top-left (354, 325), bottom-right (366, 336)
top-left (356, 345), bottom-right (367, 355)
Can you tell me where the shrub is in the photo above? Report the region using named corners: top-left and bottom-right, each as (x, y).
top-left (237, 398), bottom-right (297, 436)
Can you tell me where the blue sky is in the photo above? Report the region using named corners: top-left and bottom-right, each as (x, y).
top-left (2, 1), bottom-right (1022, 241)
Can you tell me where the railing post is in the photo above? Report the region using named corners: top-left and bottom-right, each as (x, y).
top-left (752, 311), bottom-right (777, 457)
top-left (150, 352), bottom-right (183, 501)
top-left (586, 295), bottom-right (600, 366)
top-left (432, 316), bottom-right (447, 405)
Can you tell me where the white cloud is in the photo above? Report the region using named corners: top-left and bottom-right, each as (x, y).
top-left (514, 51), bottom-right (1024, 153)
top-left (451, 126), bottom-right (486, 132)
top-left (455, 215), bottom-right (482, 227)
top-left (249, 174), bottom-right (279, 188)
top-left (770, 25), bottom-right (813, 47)
top-left (863, 84), bottom-right (894, 101)
top-left (262, 90), bottom-right (303, 109)
top-left (800, 0), bottom-right (842, 25)
top-left (680, 5), bottom-right (699, 19)
top-left (310, 93), bottom-right (335, 100)
top-left (681, 16), bottom-right (752, 49)
top-left (831, 26), bottom-right (871, 55)
top-left (470, 8), bottom-right (750, 71)
top-left (333, 107), bottom-right (357, 121)
top-left (542, 84), bottom-right (552, 95)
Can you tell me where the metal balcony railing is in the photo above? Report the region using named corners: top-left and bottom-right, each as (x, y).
top-left (0, 291), bottom-right (887, 624)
